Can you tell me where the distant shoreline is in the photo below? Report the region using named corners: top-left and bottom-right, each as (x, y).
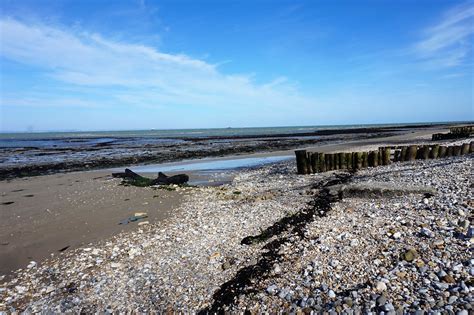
top-left (0, 123), bottom-right (465, 180)
top-left (1, 121), bottom-right (472, 138)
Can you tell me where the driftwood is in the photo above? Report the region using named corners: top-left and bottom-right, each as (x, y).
top-left (154, 172), bottom-right (190, 185)
top-left (112, 168), bottom-right (189, 187)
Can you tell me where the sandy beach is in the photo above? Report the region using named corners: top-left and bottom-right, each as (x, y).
top-left (0, 171), bottom-right (185, 277)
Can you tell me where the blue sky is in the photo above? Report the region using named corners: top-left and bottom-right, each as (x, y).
top-left (0, 0), bottom-right (473, 131)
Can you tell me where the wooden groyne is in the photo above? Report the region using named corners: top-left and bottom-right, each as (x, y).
top-left (295, 141), bottom-right (474, 174)
top-left (432, 125), bottom-right (473, 141)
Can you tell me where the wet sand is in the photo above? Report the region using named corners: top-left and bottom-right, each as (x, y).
top-left (0, 171), bottom-right (184, 276)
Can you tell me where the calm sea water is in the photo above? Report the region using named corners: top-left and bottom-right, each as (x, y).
top-left (0, 122), bottom-right (450, 149)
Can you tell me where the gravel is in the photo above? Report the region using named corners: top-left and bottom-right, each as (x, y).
top-left (0, 150), bottom-right (472, 313)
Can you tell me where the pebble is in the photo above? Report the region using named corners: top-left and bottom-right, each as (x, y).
top-left (376, 281), bottom-right (387, 292)
top-left (27, 261), bottom-right (37, 269)
top-left (1, 153), bottom-right (472, 313)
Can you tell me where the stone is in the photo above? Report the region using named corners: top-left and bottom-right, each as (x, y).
top-left (266, 284), bottom-right (278, 295)
top-left (376, 295), bottom-right (387, 306)
top-left (383, 303), bottom-right (395, 311)
top-left (402, 249), bottom-right (418, 262)
top-left (273, 264), bottom-right (282, 274)
top-left (45, 286), bottom-right (55, 294)
top-left (328, 290), bottom-right (336, 298)
top-left (376, 281), bottom-right (387, 292)
top-left (420, 228), bottom-right (434, 238)
top-left (27, 261), bottom-right (37, 269)
top-left (442, 275), bottom-right (455, 283)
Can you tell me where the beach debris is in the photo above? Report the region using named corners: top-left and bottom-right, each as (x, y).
top-left (58, 245), bottom-right (70, 252)
top-left (138, 221), bottom-right (149, 226)
top-left (119, 212), bottom-right (148, 225)
top-left (27, 261), bottom-right (37, 269)
top-left (112, 169), bottom-right (189, 187)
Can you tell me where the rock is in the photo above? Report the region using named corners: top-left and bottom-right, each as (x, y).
top-left (328, 290), bottom-right (336, 298)
top-left (266, 284), bottom-right (278, 295)
top-left (401, 249), bottom-right (418, 262)
top-left (27, 261), bottom-right (37, 269)
top-left (376, 281), bottom-right (387, 292)
top-left (458, 220), bottom-right (469, 229)
top-left (15, 285), bottom-right (27, 294)
top-left (45, 286), bottom-right (55, 294)
top-left (442, 275), bottom-right (455, 283)
top-left (392, 232), bottom-right (402, 239)
top-left (273, 264), bottom-right (282, 274)
top-left (467, 227), bottom-right (474, 238)
top-left (350, 239), bottom-right (359, 246)
top-left (376, 294), bottom-right (387, 306)
top-left (382, 302), bottom-right (395, 311)
top-left (420, 228), bottom-right (434, 238)
top-left (137, 221), bottom-right (149, 226)
top-left (344, 297), bottom-right (353, 307)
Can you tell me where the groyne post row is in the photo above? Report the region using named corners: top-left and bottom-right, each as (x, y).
top-left (432, 125), bottom-right (473, 141)
top-left (295, 142), bottom-right (474, 175)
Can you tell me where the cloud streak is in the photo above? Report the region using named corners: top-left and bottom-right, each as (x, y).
top-left (414, 1), bottom-right (474, 68)
top-left (0, 17), bottom-right (315, 115)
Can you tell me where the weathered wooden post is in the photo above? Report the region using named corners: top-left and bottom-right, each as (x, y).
top-left (338, 153), bottom-right (346, 169)
top-left (419, 145), bottom-right (430, 160)
top-left (306, 152), bottom-right (313, 173)
top-left (453, 145), bottom-right (462, 156)
top-left (429, 145), bottom-right (440, 159)
top-left (353, 152), bottom-right (363, 170)
top-left (400, 146), bottom-right (407, 162)
top-left (362, 152), bottom-right (369, 168)
top-left (470, 141), bottom-right (474, 153)
top-left (393, 150), bottom-right (400, 162)
top-left (438, 146), bottom-right (447, 158)
top-left (325, 154), bottom-right (334, 171)
top-left (406, 145), bottom-right (417, 161)
top-left (295, 150), bottom-right (310, 174)
top-left (461, 143), bottom-right (470, 155)
top-left (318, 153), bottom-right (326, 172)
top-left (310, 152), bottom-right (319, 173)
top-left (368, 151), bottom-right (378, 167)
top-left (446, 146), bottom-right (454, 157)
top-left (334, 154), bottom-right (340, 170)
top-left (329, 154), bottom-right (336, 170)
top-left (345, 153), bottom-right (352, 170)
top-left (381, 148), bottom-right (391, 165)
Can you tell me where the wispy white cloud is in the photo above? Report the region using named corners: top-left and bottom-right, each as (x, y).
top-left (414, 1), bottom-right (474, 69)
top-left (0, 17), bottom-right (316, 116)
